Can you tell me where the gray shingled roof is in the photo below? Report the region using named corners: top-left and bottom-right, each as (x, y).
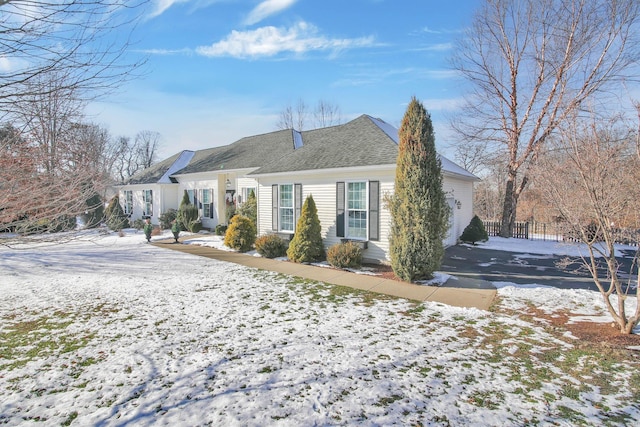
top-left (126, 115), bottom-right (477, 183)
top-left (174, 129), bottom-right (295, 175)
top-left (249, 115), bottom-right (399, 175)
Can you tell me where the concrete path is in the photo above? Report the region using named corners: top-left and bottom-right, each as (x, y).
top-left (153, 239), bottom-right (496, 311)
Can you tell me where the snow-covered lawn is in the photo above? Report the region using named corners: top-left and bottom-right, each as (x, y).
top-left (1, 230), bottom-right (639, 426)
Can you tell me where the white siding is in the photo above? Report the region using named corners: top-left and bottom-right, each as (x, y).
top-left (119, 183), bottom-right (179, 226)
top-left (255, 171), bottom-right (475, 263)
top-left (442, 176), bottom-right (475, 245)
top-left (177, 175), bottom-right (219, 229)
top-left (255, 169), bottom-right (395, 263)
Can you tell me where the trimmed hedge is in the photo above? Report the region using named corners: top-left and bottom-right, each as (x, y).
top-left (223, 214), bottom-right (256, 252)
top-left (327, 241), bottom-right (363, 269)
top-left (255, 234), bottom-right (288, 258)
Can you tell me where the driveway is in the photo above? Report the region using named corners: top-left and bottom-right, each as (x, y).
top-left (441, 244), bottom-right (638, 291)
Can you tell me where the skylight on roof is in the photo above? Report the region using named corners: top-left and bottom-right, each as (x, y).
top-left (293, 129), bottom-right (303, 149)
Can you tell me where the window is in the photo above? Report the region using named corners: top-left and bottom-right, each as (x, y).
top-left (123, 190), bottom-right (133, 215)
top-left (187, 189), bottom-right (195, 205)
top-left (202, 189), bottom-right (213, 218)
top-left (279, 184), bottom-right (294, 232)
top-left (240, 187), bottom-right (256, 205)
top-left (347, 182), bottom-right (367, 239)
top-left (142, 189), bottom-right (153, 217)
top-left (336, 181), bottom-right (379, 241)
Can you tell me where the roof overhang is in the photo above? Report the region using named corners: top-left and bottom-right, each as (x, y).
top-left (248, 163), bottom-right (396, 179)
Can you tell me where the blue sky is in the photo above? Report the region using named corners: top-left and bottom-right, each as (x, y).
top-left (87, 0), bottom-right (481, 159)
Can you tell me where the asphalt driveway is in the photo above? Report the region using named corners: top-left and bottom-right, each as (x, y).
top-left (441, 244), bottom-right (638, 291)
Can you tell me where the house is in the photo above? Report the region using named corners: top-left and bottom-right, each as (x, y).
top-left (118, 115), bottom-right (479, 263)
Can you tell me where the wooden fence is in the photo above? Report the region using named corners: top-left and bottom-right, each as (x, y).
top-left (482, 220), bottom-right (639, 246)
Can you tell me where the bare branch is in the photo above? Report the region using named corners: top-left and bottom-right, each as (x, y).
top-left (451, 0), bottom-right (640, 236)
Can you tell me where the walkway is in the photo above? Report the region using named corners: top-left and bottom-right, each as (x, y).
top-left (153, 239), bottom-right (496, 311)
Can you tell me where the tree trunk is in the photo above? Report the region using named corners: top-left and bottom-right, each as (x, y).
top-left (499, 173), bottom-right (517, 237)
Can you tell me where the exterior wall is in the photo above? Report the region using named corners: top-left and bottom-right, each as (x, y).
top-left (177, 174), bottom-right (220, 230)
top-left (256, 170), bottom-right (475, 263)
top-left (255, 169), bottom-right (395, 263)
top-left (174, 170), bottom-right (258, 230)
top-left (118, 183), bottom-right (180, 226)
top-left (442, 175), bottom-right (475, 246)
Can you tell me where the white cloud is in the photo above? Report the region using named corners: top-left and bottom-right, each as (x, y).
top-left (148, 0), bottom-right (191, 19)
top-left (244, 0), bottom-right (298, 25)
top-left (196, 21), bottom-right (375, 59)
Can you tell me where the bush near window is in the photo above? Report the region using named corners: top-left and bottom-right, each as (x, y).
top-left (327, 241), bottom-right (362, 269)
top-left (287, 195), bottom-right (325, 263)
top-left (238, 189), bottom-right (257, 228)
top-left (159, 209), bottom-right (177, 230)
top-left (224, 214), bottom-right (256, 252)
top-left (215, 224), bottom-right (228, 235)
top-left (459, 215), bottom-right (489, 245)
top-left (255, 234), bottom-right (288, 258)
top-left (178, 204), bottom-right (201, 233)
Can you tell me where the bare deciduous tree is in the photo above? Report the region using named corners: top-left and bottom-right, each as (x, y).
top-left (276, 99), bottom-right (342, 131)
top-left (313, 100), bottom-right (342, 128)
top-left (534, 113), bottom-right (640, 334)
top-left (1, 73), bottom-right (112, 233)
top-left (0, 1), bottom-right (148, 236)
top-left (0, 0), bottom-right (148, 119)
top-left (451, 0), bottom-right (640, 237)
top-left (135, 130), bottom-right (161, 170)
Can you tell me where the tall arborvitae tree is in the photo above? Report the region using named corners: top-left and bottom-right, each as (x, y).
top-left (238, 189), bottom-right (257, 229)
top-left (105, 195), bottom-right (129, 231)
top-left (176, 190), bottom-right (191, 230)
top-left (287, 194), bottom-right (325, 263)
top-left (389, 97), bottom-right (449, 282)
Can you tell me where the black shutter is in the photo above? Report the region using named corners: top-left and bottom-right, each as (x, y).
top-left (210, 189), bottom-right (214, 218)
top-left (272, 184), bottom-right (278, 231)
top-left (369, 181), bottom-right (380, 241)
top-left (336, 182), bottom-right (345, 238)
top-left (294, 184), bottom-right (302, 227)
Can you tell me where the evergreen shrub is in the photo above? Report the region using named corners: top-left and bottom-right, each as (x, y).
top-left (215, 224), bottom-right (228, 235)
top-left (327, 241), bottom-right (362, 269)
top-left (459, 215), bottom-right (489, 245)
top-left (224, 214), bottom-right (256, 252)
top-left (238, 190), bottom-right (257, 228)
top-left (255, 234), bottom-right (288, 258)
top-left (179, 204), bottom-right (201, 233)
top-left (105, 196), bottom-right (130, 231)
top-left (287, 195), bottom-right (325, 263)
top-left (159, 209), bottom-right (177, 230)
top-left (389, 97), bottom-right (449, 282)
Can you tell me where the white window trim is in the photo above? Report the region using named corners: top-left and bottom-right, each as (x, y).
top-left (142, 189), bottom-right (153, 217)
top-left (279, 183), bottom-right (294, 233)
top-left (346, 181), bottom-right (368, 240)
top-left (123, 190), bottom-right (133, 215)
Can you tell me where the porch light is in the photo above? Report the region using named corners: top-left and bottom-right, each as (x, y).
top-left (226, 178), bottom-right (231, 189)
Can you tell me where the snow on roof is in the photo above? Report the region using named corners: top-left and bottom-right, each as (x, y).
top-left (369, 115), bottom-right (478, 180)
top-left (158, 150), bottom-right (195, 183)
top-left (439, 155), bottom-right (480, 181)
top-left (368, 115), bottom-right (399, 144)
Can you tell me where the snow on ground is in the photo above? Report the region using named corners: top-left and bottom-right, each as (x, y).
top-left (1, 231), bottom-right (639, 426)
top-left (473, 236), bottom-right (638, 258)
